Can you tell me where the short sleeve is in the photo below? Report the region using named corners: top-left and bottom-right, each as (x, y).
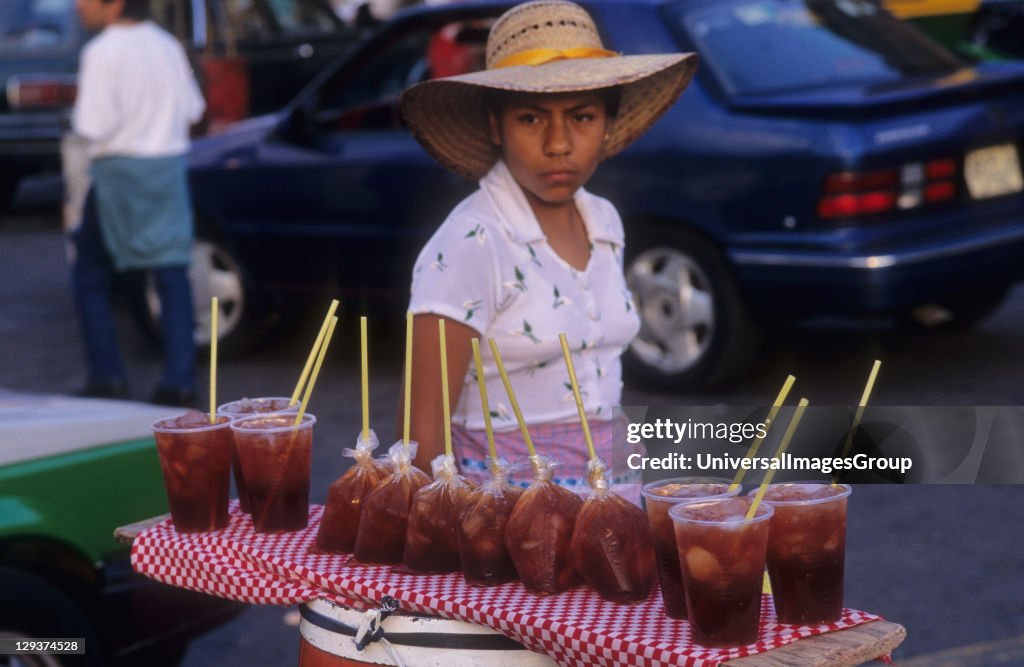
top-left (73, 43), bottom-right (119, 142)
top-left (409, 214), bottom-right (500, 336)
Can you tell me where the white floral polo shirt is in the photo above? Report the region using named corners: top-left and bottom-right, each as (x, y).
top-left (410, 160), bottom-right (641, 431)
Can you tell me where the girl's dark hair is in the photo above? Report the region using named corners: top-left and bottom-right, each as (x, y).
top-left (109, 0), bottom-right (151, 21)
top-left (484, 87), bottom-right (622, 119)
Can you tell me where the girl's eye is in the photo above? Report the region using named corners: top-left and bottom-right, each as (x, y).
top-left (574, 112), bottom-right (595, 123)
top-left (516, 113), bottom-right (539, 125)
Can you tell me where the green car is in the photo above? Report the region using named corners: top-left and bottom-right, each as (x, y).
top-left (0, 391), bottom-right (242, 667)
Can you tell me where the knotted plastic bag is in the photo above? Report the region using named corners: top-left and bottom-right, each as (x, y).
top-left (456, 457), bottom-right (525, 586)
top-left (353, 442), bottom-right (431, 565)
top-left (400, 453), bottom-right (472, 574)
top-left (314, 430), bottom-right (390, 554)
top-left (504, 455), bottom-right (582, 595)
top-left (570, 457), bottom-right (656, 603)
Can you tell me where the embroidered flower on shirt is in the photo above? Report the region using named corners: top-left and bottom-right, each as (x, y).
top-left (491, 403), bottom-right (511, 421)
top-left (527, 245), bottom-right (543, 268)
top-left (430, 252), bottom-right (448, 271)
top-left (526, 359), bottom-right (550, 377)
top-left (462, 299), bottom-right (483, 322)
top-left (552, 285), bottom-right (572, 309)
top-left (504, 266), bottom-right (528, 292)
top-left (464, 224), bottom-right (487, 244)
top-left (563, 381), bottom-right (588, 402)
top-left (512, 320), bottom-right (541, 343)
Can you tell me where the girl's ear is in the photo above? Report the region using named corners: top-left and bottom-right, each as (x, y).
top-left (487, 109), bottom-right (502, 147)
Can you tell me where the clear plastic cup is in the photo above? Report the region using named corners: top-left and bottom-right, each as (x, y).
top-left (640, 477), bottom-right (739, 618)
top-left (217, 397), bottom-right (299, 513)
top-left (152, 413), bottom-right (233, 533)
top-left (231, 413), bottom-right (315, 533)
top-left (753, 482), bottom-right (852, 624)
top-left (670, 497), bottom-right (773, 648)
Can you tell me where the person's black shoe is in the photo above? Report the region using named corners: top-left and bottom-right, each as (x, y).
top-left (149, 386), bottom-right (199, 409)
top-left (75, 380), bottom-right (129, 400)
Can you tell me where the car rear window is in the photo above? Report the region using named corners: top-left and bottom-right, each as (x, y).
top-left (0, 0), bottom-right (77, 55)
top-left (671, 0), bottom-right (964, 96)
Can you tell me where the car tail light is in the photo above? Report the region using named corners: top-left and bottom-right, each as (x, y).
top-left (6, 75), bottom-right (77, 109)
top-left (818, 158), bottom-right (958, 220)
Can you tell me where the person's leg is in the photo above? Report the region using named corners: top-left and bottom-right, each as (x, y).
top-left (152, 265), bottom-right (197, 401)
top-left (70, 190), bottom-right (127, 396)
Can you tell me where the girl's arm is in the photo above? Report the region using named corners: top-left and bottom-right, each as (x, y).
top-left (398, 313), bottom-right (479, 473)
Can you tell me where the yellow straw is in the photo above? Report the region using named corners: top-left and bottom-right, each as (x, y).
top-left (558, 334), bottom-right (595, 461)
top-left (487, 338), bottom-right (537, 459)
top-left (209, 297), bottom-right (219, 424)
top-left (729, 374), bottom-right (795, 491)
top-left (291, 299), bottom-right (340, 405)
top-left (746, 398), bottom-right (810, 519)
top-left (360, 316), bottom-right (370, 442)
top-left (836, 359), bottom-right (882, 480)
top-left (438, 320), bottom-right (453, 458)
top-left (294, 316), bottom-right (337, 426)
top-left (403, 311), bottom-right (413, 446)
top-left (471, 338), bottom-right (498, 460)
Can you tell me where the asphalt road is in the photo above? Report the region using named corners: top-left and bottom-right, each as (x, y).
top-left (2, 198), bottom-right (1023, 665)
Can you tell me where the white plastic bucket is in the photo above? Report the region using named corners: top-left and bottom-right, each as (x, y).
top-left (298, 598), bottom-right (556, 666)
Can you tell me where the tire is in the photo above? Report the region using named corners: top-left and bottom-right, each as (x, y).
top-left (624, 225), bottom-right (760, 391)
top-left (0, 569), bottom-right (104, 667)
top-left (900, 283), bottom-right (1010, 332)
top-left (133, 236), bottom-right (270, 355)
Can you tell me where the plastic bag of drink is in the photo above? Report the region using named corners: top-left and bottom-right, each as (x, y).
top-left (353, 442), bottom-right (431, 564)
top-left (504, 455), bottom-right (582, 595)
top-left (456, 457), bottom-right (525, 586)
top-left (400, 453), bottom-right (472, 574)
top-left (314, 430), bottom-right (390, 554)
top-left (570, 457), bottom-right (656, 603)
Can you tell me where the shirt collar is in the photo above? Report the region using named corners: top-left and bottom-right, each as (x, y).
top-left (479, 160), bottom-right (623, 247)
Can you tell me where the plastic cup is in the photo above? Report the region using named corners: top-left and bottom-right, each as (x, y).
top-left (152, 413), bottom-right (233, 533)
top-left (753, 482), bottom-right (852, 624)
top-left (640, 477), bottom-right (739, 619)
top-left (231, 413), bottom-right (315, 533)
top-left (217, 397), bottom-right (299, 513)
top-left (670, 497), bottom-right (773, 648)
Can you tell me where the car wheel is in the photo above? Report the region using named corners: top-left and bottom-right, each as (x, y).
top-left (0, 569), bottom-right (104, 667)
top-left (901, 283), bottom-right (1010, 332)
top-left (624, 227), bottom-right (760, 391)
top-left (138, 237), bottom-right (266, 355)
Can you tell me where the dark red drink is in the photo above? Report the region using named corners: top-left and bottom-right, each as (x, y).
top-left (230, 413), bottom-right (315, 533)
top-left (353, 444), bottom-right (431, 565)
top-left (401, 460), bottom-right (472, 574)
top-left (571, 488), bottom-right (656, 604)
top-left (758, 483), bottom-right (851, 624)
top-left (218, 397), bottom-right (298, 513)
top-left (671, 497), bottom-right (773, 648)
top-left (504, 474), bottom-right (582, 596)
top-left (152, 411), bottom-right (233, 533)
top-left (641, 478), bottom-right (738, 618)
top-left (457, 483), bottom-right (524, 586)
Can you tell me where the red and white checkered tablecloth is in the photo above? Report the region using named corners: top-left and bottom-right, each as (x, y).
top-left (131, 502), bottom-right (883, 667)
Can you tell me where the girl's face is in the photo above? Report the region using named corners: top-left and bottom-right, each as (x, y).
top-left (489, 92), bottom-right (612, 209)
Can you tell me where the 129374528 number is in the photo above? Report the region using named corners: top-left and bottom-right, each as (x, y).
top-left (0, 638), bottom-right (85, 655)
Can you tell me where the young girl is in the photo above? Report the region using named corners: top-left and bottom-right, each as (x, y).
top-left (400, 0), bottom-right (697, 488)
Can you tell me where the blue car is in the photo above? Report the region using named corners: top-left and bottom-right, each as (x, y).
top-left (186, 0), bottom-right (1024, 389)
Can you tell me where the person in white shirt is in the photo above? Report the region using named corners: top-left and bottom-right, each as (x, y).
top-left (399, 1), bottom-right (698, 488)
top-left (70, 0), bottom-right (205, 406)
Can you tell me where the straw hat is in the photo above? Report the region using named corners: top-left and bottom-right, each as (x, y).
top-left (401, 0), bottom-right (699, 180)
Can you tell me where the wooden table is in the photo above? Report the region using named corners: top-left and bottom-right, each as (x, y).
top-left (116, 518), bottom-right (905, 667)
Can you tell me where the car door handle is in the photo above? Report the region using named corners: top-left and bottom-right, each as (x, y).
top-left (296, 43), bottom-right (314, 59)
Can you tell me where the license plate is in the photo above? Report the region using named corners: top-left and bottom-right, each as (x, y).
top-left (964, 144), bottom-right (1024, 200)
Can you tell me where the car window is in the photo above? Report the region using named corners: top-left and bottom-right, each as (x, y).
top-left (671, 0), bottom-right (964, 97)
top-left (0, 0), bottom-right (77, 55)
top-left (313, 20), bottom-right (488, 131)
top-left (220, 0), bottom-right (275, 40)
top-left (264, 0), bottom-right (339, 32)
